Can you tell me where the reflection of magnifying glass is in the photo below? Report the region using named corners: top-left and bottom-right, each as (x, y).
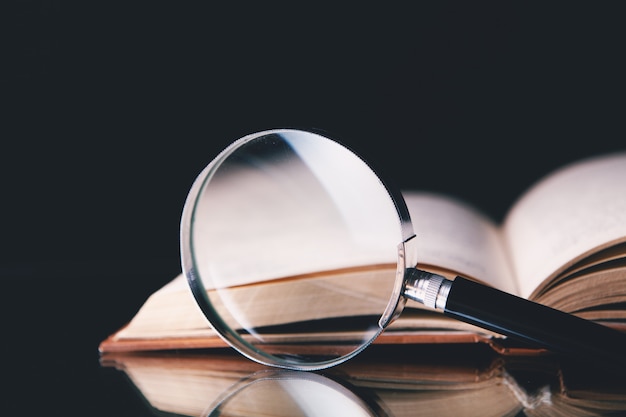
top-left (181, 129), bottom-right (626, 371)
top-left (205, 370), bottom-right (385, 417)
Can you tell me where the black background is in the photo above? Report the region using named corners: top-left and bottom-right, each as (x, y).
top-left (3, 2), bottom-right (626, 415)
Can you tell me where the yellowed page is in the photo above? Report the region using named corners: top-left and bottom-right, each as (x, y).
top-left (502, 152), bottom-right (626, 299)
top-left (403, 192), bottom-right (517, 295)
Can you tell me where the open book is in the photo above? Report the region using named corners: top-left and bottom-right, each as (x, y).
top-left (101, 346), bottom-right (626, 417)
top-left (100, 152), bottom-right (626, 354)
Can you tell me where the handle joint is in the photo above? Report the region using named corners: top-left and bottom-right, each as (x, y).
top-left (404, 268), bottom-right (452, 311)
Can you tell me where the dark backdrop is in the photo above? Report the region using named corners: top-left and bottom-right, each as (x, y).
top-left (3, 2), bottom-right (626, 415)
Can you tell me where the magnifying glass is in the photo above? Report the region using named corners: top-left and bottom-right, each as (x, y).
top-left (181, 129), bottom-right (626, 371)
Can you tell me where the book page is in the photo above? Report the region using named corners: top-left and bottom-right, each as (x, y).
top-left (502, 152), bottom-right (626, 299)
top-left (403, 192), bottom-right (517, 295)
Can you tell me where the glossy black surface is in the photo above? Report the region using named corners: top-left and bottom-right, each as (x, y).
top-left (445, 276), bottom-right (626, 372)
top-left (5, 3), bottom-right (626, 415)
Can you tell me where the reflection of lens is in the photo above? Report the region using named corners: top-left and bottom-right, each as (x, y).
top-left (206, 371), bottom-right (381, 417)
top-left (181, 129), bottom-right (415, 369)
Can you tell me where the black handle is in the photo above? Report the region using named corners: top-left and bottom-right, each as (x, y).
top-left (444, 276), bottom-right (626, 371)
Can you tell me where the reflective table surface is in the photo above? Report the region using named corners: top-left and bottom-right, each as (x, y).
top-left (101, 345), bottom-right (626, 417)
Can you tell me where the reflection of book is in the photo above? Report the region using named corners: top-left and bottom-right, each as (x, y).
top-left (99, 152), bottom-right (626, 353)
top-left (101, 346), bottom-right (626, 417)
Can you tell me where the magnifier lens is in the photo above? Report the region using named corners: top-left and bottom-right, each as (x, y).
top-left (181, 130), bottom-right (414, 370)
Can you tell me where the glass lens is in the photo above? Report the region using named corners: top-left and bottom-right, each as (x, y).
top-left (181, 129), bottom-right (414, 369)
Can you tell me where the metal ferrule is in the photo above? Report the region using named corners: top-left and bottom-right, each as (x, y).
top-left (404, 268), bottom-right (452, 311)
